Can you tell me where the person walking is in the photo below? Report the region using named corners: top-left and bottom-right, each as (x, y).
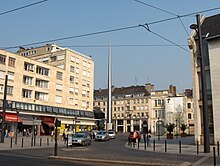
top-left (147, 132), bottom-right (151, 147)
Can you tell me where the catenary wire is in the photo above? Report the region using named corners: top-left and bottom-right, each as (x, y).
top-left (134, 0), bottom-right (190, 37)
top-left (139, 24), bottom-right (190, 53)
top-left (61, 44), bottom-right (187, 48)
top-left (0, 0), bottom-right (48, 16)
top-left (1, 6), bottom-right (220, 50)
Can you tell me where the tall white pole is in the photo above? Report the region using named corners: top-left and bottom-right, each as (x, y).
top-left (107, 38), bottom-right (112, 130)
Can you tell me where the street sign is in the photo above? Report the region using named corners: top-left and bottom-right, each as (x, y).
top-left (33, 119), bottom-right (42, 125)
top-left (142, 120), bottom-right (148, 134)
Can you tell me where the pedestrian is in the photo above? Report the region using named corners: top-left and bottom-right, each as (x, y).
top-left (147, 132), bottom-right (151, 147)
top-left (62, 132), bottom-right (66, 144)
top-left (4, 129), bottom-right (9, 138)
top-left (51, 130), bottom-right (54, 142)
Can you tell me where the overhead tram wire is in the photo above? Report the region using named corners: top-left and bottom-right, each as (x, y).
top-left (0, 0), bottom-right (48, 16)
top-left (2, 25), bottom-right (140, 50)
top-left (139, 24), bottom-right (190, 53)
top-left (134, 0), bottom-right (190, 37)
top-left (61, 44), bottom-right (187, 48)
top-left (1, 6), bottom-right (220, 50)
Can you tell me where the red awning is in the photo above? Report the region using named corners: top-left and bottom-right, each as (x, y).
top-left (43, 122), bottom-right (55, 128)
top-left (5, 114), bottom-right (22, 123)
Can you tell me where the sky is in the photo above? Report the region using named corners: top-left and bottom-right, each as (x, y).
top-left (1, 0), bottom-right (220, 92)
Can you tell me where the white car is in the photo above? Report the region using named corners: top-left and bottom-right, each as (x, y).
top-left (108, 130), bottom-right (116, 139)
top-left (95, 130), bottom-right (110, 141)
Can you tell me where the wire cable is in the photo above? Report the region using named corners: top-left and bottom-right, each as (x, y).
top-left (61, 44), bottom-right (187, 48)
top-left (134, 0), bottom-right (190, 37)
top-left (0, 0), bottom-right (48, 16)
top-left (1, 6), bottom-right (220, 50)
top-left (139, 24), bottom-right (190, 53)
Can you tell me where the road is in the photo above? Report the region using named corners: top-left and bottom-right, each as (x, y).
top-left (0, 133), bottom-right (203, 166)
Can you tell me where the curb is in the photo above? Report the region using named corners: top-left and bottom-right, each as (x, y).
top-left (49, 156), bottom-right (191, 166)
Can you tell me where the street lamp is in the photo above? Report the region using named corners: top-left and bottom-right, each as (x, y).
top-left (190, 14), bottom-right (210, 153)
top-left (15, 109), bottom-right (19, 145)
top-left (157, 117), bottom-right (160, 141)
top-left (73, 117), bottom-right (77, 134)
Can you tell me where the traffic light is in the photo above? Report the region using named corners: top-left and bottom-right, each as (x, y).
top-left (55, 119), bottom-right (61, 127)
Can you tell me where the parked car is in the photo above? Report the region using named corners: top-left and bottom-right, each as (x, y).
top-left (95, 130), bottom-right (110, 141)
top-left (72, 132), bottom-right (91, 146)
top-left (108, 130), bottom-right (116, 139)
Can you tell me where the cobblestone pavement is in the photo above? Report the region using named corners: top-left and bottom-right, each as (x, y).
top-left (0, 134), bottom-right (219, 166)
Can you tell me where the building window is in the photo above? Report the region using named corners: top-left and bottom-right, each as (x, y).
top-left (55, 96), bottom-right (62, 103)
top-left (56, 71), bottom-right (63, 80)
top-left (8, 57), bottom-right (16, 67)
top-left (22, 89), bottom-right (32, 98)
top-left (70, 76), bottom-right (74, 83)
top-left (50, 56), bottom-right (57, 62)
top-left (155, 100), bottom-right (157, 106)
top-left (0, 54), bottom-right (6, 64)
top-left (36, 66), bottom-right (49, 76)
top-left (69, 87), bottom-right (74, 94)
top-left (0, 70), bottom-right (5, 79)
top-left (24, 62), bottom-right (34, 72)
top-left (35, 79), bottom-right (49, 88)
top-left (7, 71), bottom-right (14, 81)
top-left (70, 66), bottom-right (74, 72)
top-left (188, 113), bottom-right (192, 119)
top-left (0, 84), bottom-right (3, 93)
top-left (187, 103), bottom-right (191, 109)
top-left (7, 86), bottom-right (13, 95)
top-left (82, 90), bottom-right (86, 97)
top-left (23, 76), bottom-right (33, 85)
top-left (35, 91), bottom-right (48, 101)
top-left (56, 84), bottom-right (63, 91)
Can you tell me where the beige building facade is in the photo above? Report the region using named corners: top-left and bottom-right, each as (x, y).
top-left (0, 44), bottom-right (95, 136)
top-left (94, 84), bottom-right (153, 132)
top-left (188, 14), bottom-right (220, 144)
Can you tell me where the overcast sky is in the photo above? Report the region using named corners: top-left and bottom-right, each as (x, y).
top-left (1, 0), bottom-right (220, 92)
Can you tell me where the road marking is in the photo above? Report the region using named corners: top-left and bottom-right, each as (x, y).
top-left (192, 156), bottom-right (209, 166)
top-left (0, 152), bottom-right (44, 160)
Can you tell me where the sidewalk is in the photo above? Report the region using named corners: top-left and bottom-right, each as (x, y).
top-left (126, 135), bottom-right (220, 166)
top-left (0, 136), bottom-right (66, 150)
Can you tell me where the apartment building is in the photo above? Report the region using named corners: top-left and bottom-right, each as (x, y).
top-left (188, 14), bottom-right (220, 144)
top-left (94, 84), bottom-right (153, 132)
top-left (0, 44), bottom-right (95, 136)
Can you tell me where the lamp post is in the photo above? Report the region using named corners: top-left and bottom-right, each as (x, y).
top-left (190, 14), bottom-right (210, 153)
top-left (73, 117), bottom-right (77, 134)
top-left (15, 109), bottom-right (19, 145)
top-left (157, 117), bottom-right (160, 141)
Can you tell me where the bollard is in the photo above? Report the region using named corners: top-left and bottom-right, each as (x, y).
top-left (153, 140), bottom-right (155, 151)
top-left (31, 137), bottom-right (33, 147)
top-left (40, 138), bottom-right (42, 146)
top-left (179, 140), bottom-right (181, 154)
top-left (144, 140), bottom-right (146, 150)
top-left (197, 141), bottom-right (199, 155)
top-left (213, 147), bottom-right (216, 166)
top-left (165, 140), bottom-right (167, 152)
top-left (66, 135), bottom-right (68, 149)
top-left (217, 141), bottom-right (219, 157)
top-left (138, 140), bottom-right (139, 149)
top-left (10, 138), bottom-right (13, 148)
top-left (47, 137), bottom-right (49, 146)
top-left (21, 138), bottom-right (24, 148)
top-left (34, 136), bottom-right (36, 146)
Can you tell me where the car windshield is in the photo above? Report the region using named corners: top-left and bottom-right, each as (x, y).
top-left (109, 131), bottom-right (114, 134)
top-left (74, 134), bottom-right (84, 138)
top-left (97, 131), bottom-right (106, 135)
